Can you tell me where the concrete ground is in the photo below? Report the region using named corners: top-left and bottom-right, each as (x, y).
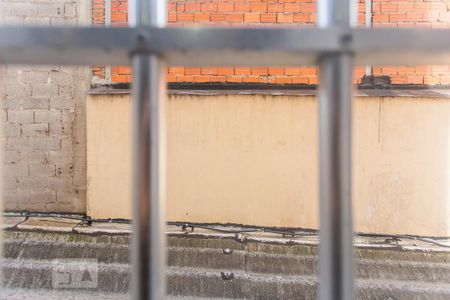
top-left (1, 216), bottom-right (450, 299)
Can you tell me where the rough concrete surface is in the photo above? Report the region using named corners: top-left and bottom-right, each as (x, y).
top-left (2, 221), bottom-right (449, 299)
top-left (0, 0), bottom-right (90, 213)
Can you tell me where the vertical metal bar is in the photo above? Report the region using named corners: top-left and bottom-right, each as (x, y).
top-left (318, 0), bottom-right (354, 299)
top-left (104, 0), bottom-right (111, 82)
top-left (365, 0), bottom-right (372, 76)
top-left (130, 0), bottom-right (167, 298)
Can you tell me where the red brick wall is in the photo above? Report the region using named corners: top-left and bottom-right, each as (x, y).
top-left (92, 0), bottom-right (450, 85)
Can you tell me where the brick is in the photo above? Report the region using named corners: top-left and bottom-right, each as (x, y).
top-left (293, 13), bottom-right (309, 22)
top-left (398, 66), bottom-right (415, 74)
top-left (415, 65), bottom-right (432, 75)
top-left (268, 4), bottom-right (283, 12)
top-left (19, 150), bottom-right (48, 163)
top-left (22, 123), bottom-right (49, 136)
top-left (17, 177), bottom-right (48, 190)
top-left (300, 67), bottom-right (317, 76)
top-left (211, 13), bottom-right (227, 22)
top-left (47, 176), bottom-right (73, 191)
top-left (4, 151), bottom-right (19, 164)
top-left (111, 75), bottom-right (127, 82)
top-left (6, 84), bottom-right (32, 97)
top-left (29, 163), bottom-right (56, 177)
top-left (10, 3), bottom-right (37, 17)
top-left (166, 74), bottom-right (177, 82)
top-left (29, 190), bottom-right (57, 203)
top-left (177, 75), bottom-right (194, 82)
top-left (60, 137), bottom-right (72, 150)
top-left (50, 97), bottom-right (74, 110)
top-left (118, 66), bottom-right (131, 75)
top-left (18, 71), bottom-right (49, 84)
top-left (8, 110), bottom-right (34, 124)
top-left (292, 77), bottom-right (309, 84)
top-left (300, 3), bottom-right (316, 12)
top-left (277, 13), bottom-right (294, 23)
top-left (226, 76), bottom-right (243, 83)
top-left (218, 68), bottom-right (234, 75)
top-left (406, 75), bottom-right (424, 84)
top-left (201, 3), bottom-right (217, 12)
top-left (235, 67), bottom-right (251, 75)
top-left (381, 66), bottom-right (398, 75)
top-left (33, 84), bottom-right (59, 97)
top-left (38, 3), bottom-right (63, 17)
top-left (275, 77), bottom-right (293, 84)
top-left (50, 17), bottom-right (78, 26)
top-left (177, 12), bottom-right (193, 22)
top-left (243, 76), bottom-right (260, 83)
top-left (34, 137), bottom-right (60, 150)
top-left (56, 163), bottom-right (74, 176)
top-left (261, 13), bottom-right (276, 23)
top-left (251, 3), bottom-right (267, 12)
top-left (227, 13), bottom-right (244, 22)
top-left (4, 176), bottom-right (18, 191)
top-left (381, 2), bottom-right (397, 12)
top-left (285, 67), bottom-right (302, 76)
top-left (424, 75), bottom-right (440, 85)
top-left (45, 202), bottom-right (74, 212)
top-left (439, 75), bottom-right (450, 84)
top-left (389, 13), bottom-right (406, 22)
top-left (406, 12), bottom-right (423, 22)
top-left (244, 13), bottom-right (260, 22)
top-left (184, 3), bottom-right (201, 11)
top-left (431, 65), bottom-right (449, 75)
top-left (34, 110), bottom-right (60, 123)
top-left (4, 191), bottom-right (30, 207)
top-left (208, 76), bottom-right (227, 82)
top-left (201, 67), bottom-right (218, 75)
top-left (284, 3), bottom-right (300, 12)
top-left (56, 191), bottom-right (77, 203)
top-left (193, 75), bottom-right (210, 82)
top-left (252, 67), bottom-right (268, 76)
top-left (4, 163), bottom-right (29, 177)
top-left (308, 76), bottom-right (318, 84)
top-left (6, 137), bottom-right (34, 151)
top-left (185, 67), bottom-right (201, 75)
top-left (48, 123), bottom-right (73, 136)
top-left (218, 3), bottom-right (234, 12)
top-left (390, 75), bottom-right (407, 84)
top-left (5, 98), bottom-right (50, 110)
top-left (373, 13), bottom-right (389, 23)
top-left (235, 3), bottom-right (251, 12)
top-left (4, 124), bottom-right (21, 137)
top-left (194, 12), bottom-right (210, 22)
top-left (168, 12), bottom-right (177, 22)
top-left (64, 3), bottom-right (77, 18)
top-left (397, 2), bottom-right (414, 12)
top-left (268, 67), bottom-right (284, 75)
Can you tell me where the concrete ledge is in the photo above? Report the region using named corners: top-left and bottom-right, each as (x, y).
top-left (88, 87), bottom-right (450, 98)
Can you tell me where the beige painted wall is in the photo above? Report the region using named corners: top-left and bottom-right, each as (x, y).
top-left (86, 93), bottom-right (450, 236)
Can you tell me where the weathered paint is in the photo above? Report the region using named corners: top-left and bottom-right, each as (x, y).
top-left (86, 93), bottom-right (450, 236)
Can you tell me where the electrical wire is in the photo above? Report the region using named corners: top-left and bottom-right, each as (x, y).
top-left (3, 211), bottom-right (450, 248)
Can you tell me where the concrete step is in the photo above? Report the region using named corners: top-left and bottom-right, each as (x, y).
top-left (2, 259), bottom-right (450, 299)
top-left (4, 238), bottom-right (450, 284)
top-left (1, 288), bottom-right (223, 300)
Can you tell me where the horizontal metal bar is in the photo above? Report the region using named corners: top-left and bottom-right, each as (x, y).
top-left (0, 26), bottom-right (339, 66)
top-left (2, 26), bottom-right (450, 66)
top-left (353, 29), bottom-right (450, 65)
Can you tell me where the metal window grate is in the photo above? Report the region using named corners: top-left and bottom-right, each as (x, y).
top-left (1, 0), bottom-right (449, 299)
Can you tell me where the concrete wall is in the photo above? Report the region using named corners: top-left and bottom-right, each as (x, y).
top-left (0, 0), bottom-right (90, 213)
top-left (86, 92), bottom-right (450, 237)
